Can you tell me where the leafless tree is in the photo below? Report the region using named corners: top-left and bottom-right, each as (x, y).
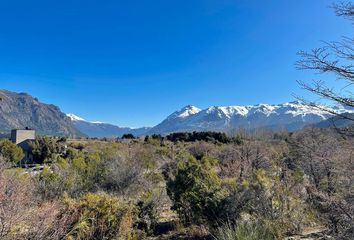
top-left (290, 128), bottom-right (339, 193)
top-left (296, 2), bottom-right (354, 124)
top-left (290, 128), bottom-right (354, 238)
top-left (216, 140), bottom-right (272, 183)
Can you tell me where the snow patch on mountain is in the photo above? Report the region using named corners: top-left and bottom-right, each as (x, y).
top-left (66, 114), bottom-right (106, 124)
top-left (66, 113), bottom-right (150, 137)
top-left (167, 105), bottom-right (201, 120)
top-left (67, 113), bottom-right (86, 122)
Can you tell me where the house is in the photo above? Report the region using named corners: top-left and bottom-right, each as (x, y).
top-left (11, 128), bottom-right (36, 165)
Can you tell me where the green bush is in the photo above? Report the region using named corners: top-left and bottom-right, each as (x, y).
top-left (36, 165), bottom-right (67, 199)
top-left (136, 191), bottom-right (159, 234)
top-left (30, 136), bottom-right (66, 164)
top-left (0, 139), bottom-right (24, 164)
top-left (166, 155), bottom-right (226, 225)
top-left (35, 152), bottom-right (105, 199)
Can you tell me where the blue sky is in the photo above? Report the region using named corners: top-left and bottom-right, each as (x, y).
top-left (0, 0), bottom-right (352, 127)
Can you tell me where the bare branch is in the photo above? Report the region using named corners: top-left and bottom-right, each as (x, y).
top-left (296, 48), bottom-right (354, 82)
top-left (297, 80), bottom-right (354, 108)
top-left (332, 2), bottom-right (354, 21)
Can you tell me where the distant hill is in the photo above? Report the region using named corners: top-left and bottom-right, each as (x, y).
top-left (67, 114), bottom-right (150, 138)
top-left (0, 90), bottom-right (83, 137)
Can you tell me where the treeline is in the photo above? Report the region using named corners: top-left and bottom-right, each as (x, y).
top-left (165, 131), bottom-right (242, 144)
top-left (122, 131), bottom-right (243, 144)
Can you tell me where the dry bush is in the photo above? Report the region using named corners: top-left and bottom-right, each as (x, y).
top-left (0, 157), bottom-right (36, 239)
top-left (102, 143), bottom-right (164, 197)
top-left (0, 157), bottom-right (73, 240)
top-left (217, 141), bottom-right (273, 182)
top-left (59, 192), bottom-right (135, 240)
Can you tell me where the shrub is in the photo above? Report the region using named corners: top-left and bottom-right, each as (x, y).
top-left (166, 155), bottom-right (226, 225)
top-left (0, 158), bottom-right (35, 239)
top-left (62, 192), bottom-right (135, 240)
top-left (35, 152), bottom-right (105, 199)
top-left (36, 165), bottom-right (67, 199)
top-left (0, 139), bottom-right (24, 164)
top-left (30, 136), bottom-right (66, 164)
top-left (136, 191), bottom-right (160, 234)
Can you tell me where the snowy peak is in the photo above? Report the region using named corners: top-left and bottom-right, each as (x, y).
top-left (250, 104), bottom-right (278, 116)
top-left (67, 113), bottom-right (86, 122)
top-left (167, 105), bottom-right (201, 120)
top-left (205, 106), bottom-right (250, 118)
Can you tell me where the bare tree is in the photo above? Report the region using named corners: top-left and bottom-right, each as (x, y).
top-left (290, 128), bottom-right (339, 193)
top-left (289, 128), bottom-right (354, 238)
top-left (296, 2), bottom-right (354, 123)
top-left (216, 140), bottom-right (271, 182)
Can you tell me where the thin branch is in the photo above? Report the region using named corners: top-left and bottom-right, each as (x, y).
top-left (332, 2), bottom-right (354, 21)
top-left (297, 80), bottom-right (354, 108)
top-left (296, 48), bottom-right (354, 82)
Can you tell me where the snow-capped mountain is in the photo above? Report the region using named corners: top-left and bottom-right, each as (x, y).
top-left (66, 113), bottom-right (150, 138)
top-left (147, 101), bottom-right (354, 135)
top-left (67, 101), bottom-right (354, 137)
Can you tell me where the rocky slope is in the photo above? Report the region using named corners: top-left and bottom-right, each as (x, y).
top-left (0, 90), bottom-right (83, 136)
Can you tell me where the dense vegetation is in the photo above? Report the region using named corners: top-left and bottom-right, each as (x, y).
top-left (0, 126), bottom-right (353, 239)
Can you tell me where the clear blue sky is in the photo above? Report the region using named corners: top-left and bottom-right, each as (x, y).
top-left (0, 0), bottom-right (352, 127)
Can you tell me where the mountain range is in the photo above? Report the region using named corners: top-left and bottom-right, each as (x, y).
top-left (0, 89), bottom-right (353, 137)
top-left (146, 103), bottom-right (352, 135)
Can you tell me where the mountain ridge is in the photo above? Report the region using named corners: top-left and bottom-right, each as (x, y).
top-left (0, 89), bottom-right (83, 137)
top-left (1, 89), bottom-right (353, 137)
top-left (147, 101), bottom-right (353, 135)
